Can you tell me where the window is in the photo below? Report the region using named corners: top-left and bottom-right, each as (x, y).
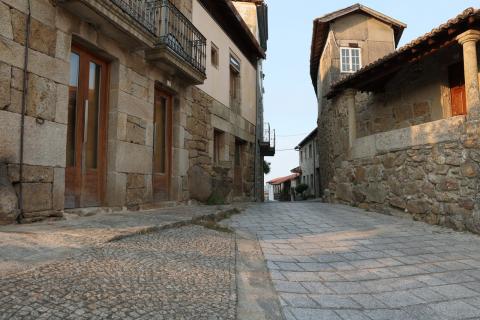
top-left (310, 174), bottom-right (313, 187)
top-left (341, 47), bottom-right (361, 73)
top-left (230, 54), bottom-right (241, 109)
top-left (214, 130), bottom-right (225, 164)
top-left (211, 42), bottom-right (219, 68)
top-left (309, 144), bottom-right (312, 159)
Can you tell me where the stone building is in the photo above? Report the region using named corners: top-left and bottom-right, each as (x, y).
top-left (295, 128), bottom-right (320, 197)
top-left (311, 5), bottom-right (480, 233)
top-left (0, 0), bottom-right (271, 224)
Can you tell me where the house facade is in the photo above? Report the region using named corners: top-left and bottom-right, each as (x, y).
top-left (0, 0), bottom-right (271, 224)
top-left (296, 128), bottom-right (320, 197)
top-left (267, 173), bottom-right (299, 201)
top-left (312, 5), bottom-right (480, 233)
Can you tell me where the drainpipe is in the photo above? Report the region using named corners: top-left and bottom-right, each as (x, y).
top-left (313, 139), bottom-right (317, 197)
top-left (17, 0), bottom-right (32, 223)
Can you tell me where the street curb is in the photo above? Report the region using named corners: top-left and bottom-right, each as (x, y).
top-left (235, 230), bottom-right (286, 320)
top-left (107, 207), bottom-right (245, 243)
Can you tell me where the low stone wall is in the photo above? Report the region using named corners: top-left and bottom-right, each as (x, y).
top-left (330, 117), bottom-right (480, 234)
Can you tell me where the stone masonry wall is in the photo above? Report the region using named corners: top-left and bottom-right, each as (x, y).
top-left (0, 0), bottom-right (68, 223)
top-left (329, 116), bottom-right (480, 234)
top-left (186, 87), bottom-right (255, 204)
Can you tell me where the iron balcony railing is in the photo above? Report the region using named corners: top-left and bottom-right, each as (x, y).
top-left (111, 0), bottom-right (206, 74)
top-left (263, 123), bottom-right (276, 148)
top-left (158, 0), bottom-right (206, 74)
top-left (111, 0), bottom-right (159, 34)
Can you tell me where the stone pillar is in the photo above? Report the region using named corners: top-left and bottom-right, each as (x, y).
top-left (457, 30), bottom-right (480, 119)
top-left (344, 89), bottom-right (357, 150)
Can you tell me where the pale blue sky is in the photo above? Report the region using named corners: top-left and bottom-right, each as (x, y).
top-left (263, 0), bottom-right (479, 182)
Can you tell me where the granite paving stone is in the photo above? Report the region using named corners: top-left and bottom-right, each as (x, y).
top-left (226, 202), bottom-right (480, 320)
top-left (0, 225), bottom-right (236, 320)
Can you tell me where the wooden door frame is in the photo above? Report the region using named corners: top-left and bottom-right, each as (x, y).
top-left (66, 43), bottom-right (110, 208)
top-left (448, 62), bottom-right (467, 117)
top-left (152, 86), bottom-right (174, 202)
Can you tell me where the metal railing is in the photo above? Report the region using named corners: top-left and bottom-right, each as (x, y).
top-left (111, 0), bottom-right (159, 35)
top-left (263, 123), bottom-right (275, 148)
top-left (111, 0), bottom-right (206, 74)
top-left (158, 0), bottom-right (206, 74)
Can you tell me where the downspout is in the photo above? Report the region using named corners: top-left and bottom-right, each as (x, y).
top-left (253, 61), bottom-right (260, 202)
top-left (17, 0), bottom-right (32, 223)
top-left (313, 140), bottom-right (316, 197)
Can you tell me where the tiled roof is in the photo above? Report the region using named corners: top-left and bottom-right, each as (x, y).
top-left (327, 7), bottom-right (480, 98)
top-left (310, 4), bottom-right (406, 94)
top-left (267, 173), bottom-right (300, 185)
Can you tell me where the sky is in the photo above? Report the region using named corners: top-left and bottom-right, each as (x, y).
top-left (262, 0), bottom-right (480, 182)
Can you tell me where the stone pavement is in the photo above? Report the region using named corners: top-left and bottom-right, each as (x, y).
top-left (0, 204), bottom-right (242, 277)
top-left (0, 225), bottom-right (236, 320)
top-left (226, 202), bottom-right (480, 320)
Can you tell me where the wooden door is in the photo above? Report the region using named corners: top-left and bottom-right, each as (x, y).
top-left (234, 140), bottom-right (244, 197)
top-left (449, 63), bottom-right (467, 116)
top-left (65, 44), bottom-right (109, 208)
top-left (152, 89), bottom-right (173, 202)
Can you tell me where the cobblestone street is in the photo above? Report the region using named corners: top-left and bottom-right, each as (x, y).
top-left (0, 225), bottom-right (236, 320)
top-left (227, 202), bottom-right (480, 320)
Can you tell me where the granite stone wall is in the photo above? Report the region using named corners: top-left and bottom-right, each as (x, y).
top-left (186, 87), bottom-right (255, 204)
top-left (320, 91), bottom-right (480, 233)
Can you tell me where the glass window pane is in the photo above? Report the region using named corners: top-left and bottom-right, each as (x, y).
top-left (154, 97), bottom-right (167, 173)
top-left (66, 53), bottom-right (80, 167)
top-left (86, 62), bottom-right (101, 169)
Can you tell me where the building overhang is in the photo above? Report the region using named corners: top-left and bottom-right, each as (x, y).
top-left (198, 0), bottom-right (266, 64)
top-left (326, 8), bottom-right (480, 99)
top-left (310, 4), bottom-right (407, 95)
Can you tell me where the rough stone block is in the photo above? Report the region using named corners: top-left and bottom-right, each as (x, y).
top-left (127, 174), bottom-right (145, 189)
top-left (27, 73), bottom-right (57, 121)
top-left (106, 171), bottom-right (126, 207)
top-left (407, 199), bottom-right (430, 214)
top-left (336, 183), bottom-right (354, 202)
top-left (126, 188), bottom-right (145, 206)
top-left (116, 141), bottom-right (152, 174)
top-left (125, 115), bottom-right (146, 145)
top-left (0, 3), bottom-right (13, 40)
top-left (460, 162), bottom-right (479, 177)
top-left (188, 165), bottom-right (212, 202)
top-left (0, 35), bottom-right (25, 69)
top-left (55, 84), bottom-right (68, 124)
top-left (116, 90), bottom-right (153, 121)
top-left (0, 110), bottom-right (21, 163)
top-left (0, 163), bottom-right (18, 224)
top-left (21, 182), bottom-right (52, 212)
top-left (11, 10), bottom-right (57, 57)
top-left (55, 30), bottom-right (71, 61)
top-left (24, 116), bottom-right (67, 167)
top-left (365, 184), bottom-right (387, 203)
top-left (21, 165), bottom-right (53, 183)
top-left (0, 61), bottom-right (11, 110)
top-left (52, 167), bottom-right (64, 210)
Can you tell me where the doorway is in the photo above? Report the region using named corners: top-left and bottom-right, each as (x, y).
top-left (152, 88), bottom-right (173, 202)
top-left (449, 63), bottom-right (467, 116)
top-left (65, 44), bottom-right (109, 209)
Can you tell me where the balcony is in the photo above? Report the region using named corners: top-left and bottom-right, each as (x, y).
top-left (260, 123), bottom-right (275, 157)
top-left (56, 0), bottom-right (206, 84)
top-left (145, 0), bottom-right (207, 84)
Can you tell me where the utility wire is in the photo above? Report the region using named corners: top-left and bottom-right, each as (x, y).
top-left (276, 132), bottom-right (310, 137)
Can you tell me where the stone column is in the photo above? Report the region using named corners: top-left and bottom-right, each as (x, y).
top-left (457, 30), bottom-right (480, 119)
top-left (344, 89), bottom-right (357, 150)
